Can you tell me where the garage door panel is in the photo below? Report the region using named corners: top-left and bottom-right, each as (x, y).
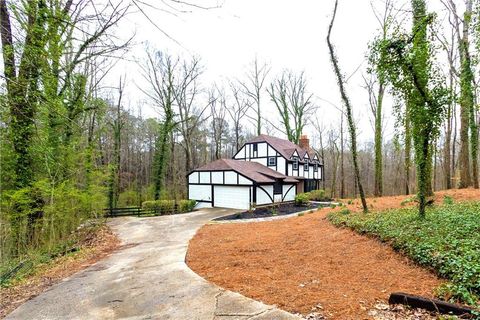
top-left (214, 186), bottom-right (250, 210)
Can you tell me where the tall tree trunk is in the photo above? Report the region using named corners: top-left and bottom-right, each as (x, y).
top-left (405, 110), bottom-right (411, 195)
top-left (458, 0), bottom-right (474, 188)
top-left (340, 112), bottom-right (345, 198)
top-left (444, 76), bottom-right (453, 189)
top-left (327, 0), bottom-right (368, 212)
top-left (1, 0), bottom-right (46, 188)
top-left (374, 81), bottom-right (384, 196)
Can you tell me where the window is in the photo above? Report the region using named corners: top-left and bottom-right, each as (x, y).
top-left (314, 163), bottom-right (318, 172)
top-left (293, 157), bottom-right (299, 170)
top-left (273, 181), bottom-right (282, 194)
top-left (252, 143), bottom-right (258, 157)
top-left (304, 162), bottom-right (309, 171)
top-left (268, 157), bottom-right (276, 166)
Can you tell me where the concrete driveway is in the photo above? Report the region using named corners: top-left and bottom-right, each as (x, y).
top-left (6, 208), bottom-right (300, 320)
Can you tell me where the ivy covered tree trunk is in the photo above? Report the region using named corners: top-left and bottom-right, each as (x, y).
top-left (404, 111), bottom-right (411, 195)
top-left (340, 112), bottom-right (345, 199)
top-left (458, 0), bottom-right (475, 188)
top-left (374, 81), bottom-right (384, 197)
top-left (410, 0), bottom-right (431, 216)
top-left (1, 0), bottom-right (47, 188)
top-left (153, 122), bottom-right (171, 200)
top-left (327, 0), bottom-right (368, 212)
top-left (378, 0), bottom-right (447, 217)
top-left (108, 79), bottom-right (124, 209)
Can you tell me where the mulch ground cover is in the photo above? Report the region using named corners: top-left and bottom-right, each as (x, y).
top-left (186, 189), bottom-right (480, 319)
top-left (0, 224), bottom-right (120, 319)
top-left (215, 203), bottom-right (318, 220)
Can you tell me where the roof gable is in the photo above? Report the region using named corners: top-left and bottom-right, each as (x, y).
top-left (247, 134), bottom-right (316, 161)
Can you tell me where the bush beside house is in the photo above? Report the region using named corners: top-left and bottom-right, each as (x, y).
top-left (295, 189), bottom-right (330, 206)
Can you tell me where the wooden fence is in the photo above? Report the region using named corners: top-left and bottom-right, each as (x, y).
top-left (103, 207), bottom-right (153, 217)
top-left (104, 204), bottom-right (192, 217)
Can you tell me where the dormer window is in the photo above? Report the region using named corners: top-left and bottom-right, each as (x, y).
top-left (293, 157), bottom-right (299, 170)
top-left (268, 157), bottom-right (276, 166)
top-left (304, 162), bottom-right (309, 171)
top-left (314, 163), bottom-right (318, 172)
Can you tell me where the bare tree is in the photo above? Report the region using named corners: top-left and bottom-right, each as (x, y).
top-left (240, 57), bottom-right (270, 135)
top-left (138, 50), bottom-right (178, 199)
top-left (0, 0), bottom-right (131, 188)
top-left (267, 70), bottom-right (315, 144)
top-left (227, 82), bottom-right (250, 150)
top-left (174, 57), bottom-right (210, 173)
top-left (210, 88), bottom-right (228, 160)
top-left (442, 0), bottom-right (476, 188)
top-left (312, 116), bottom-right (327, 190)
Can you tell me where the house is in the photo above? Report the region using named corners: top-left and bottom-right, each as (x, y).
top-left (187, 134), bottom-right (324, 210)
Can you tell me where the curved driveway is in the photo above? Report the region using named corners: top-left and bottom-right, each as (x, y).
top-left (6, 208), bottom-right (300, 320)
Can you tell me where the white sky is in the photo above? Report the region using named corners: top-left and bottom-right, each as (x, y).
top-left (110, 0), bottom-right (452, 146)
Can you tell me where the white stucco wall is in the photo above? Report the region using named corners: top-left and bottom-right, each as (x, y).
top-left (282, 184), bottom-right (295, 201)
top-left (189, 185), bottom-right (211, 202)
top-left (256, 185), bottom-right (273, 205)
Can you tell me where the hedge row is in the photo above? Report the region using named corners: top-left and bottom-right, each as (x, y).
top-left (141, 199), bottom-right (196, 215)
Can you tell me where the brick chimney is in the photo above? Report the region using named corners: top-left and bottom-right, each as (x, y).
top-left (299, 134), bottom-right (309, 150)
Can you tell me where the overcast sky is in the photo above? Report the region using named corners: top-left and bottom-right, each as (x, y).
top-left (111, 0), bottom-right (451, 146)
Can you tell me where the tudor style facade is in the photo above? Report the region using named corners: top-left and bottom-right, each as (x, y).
top-left (187, 134), bottom-right (324, 210)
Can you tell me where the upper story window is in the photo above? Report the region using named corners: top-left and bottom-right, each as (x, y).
top-left (293, 157), bottom-right (299, 170)
top-left (252, 143), bottom-right (258, 157)
top-left (314, 163), bottom-right (318, 172)
top-left (304, 162), bottom-right (309, 171)
top-left (268, 156), bottom-right (276, 166)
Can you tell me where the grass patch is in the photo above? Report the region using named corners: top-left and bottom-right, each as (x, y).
top-left (328, 201), bottom-right (480, 307)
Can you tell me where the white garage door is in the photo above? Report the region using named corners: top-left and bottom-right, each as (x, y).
top-left (214, 186), bottom-right (250, 210)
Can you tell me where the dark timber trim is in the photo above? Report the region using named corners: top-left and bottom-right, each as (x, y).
top-left (211, 185), bottom-right (214, 206)
top-left (257, 185), bottom-right (274, 203)
top-left (282, 184), bottom-right (295, 201)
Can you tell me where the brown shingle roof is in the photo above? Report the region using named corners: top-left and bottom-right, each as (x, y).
top-left (247, 134), bottom-right (316, 161)
top-left (194, 159), bottom-right (298, 184)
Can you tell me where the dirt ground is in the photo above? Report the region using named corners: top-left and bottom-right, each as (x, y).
top-left (187, 189), bottom-right (480, 320)
top-left (0, 224), bottom-right (120, 318)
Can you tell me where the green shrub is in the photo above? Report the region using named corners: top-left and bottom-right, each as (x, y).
top-left (307, 189), bottom-right (329, 201)
top-left (443, 195), bottom-right (454, 205)
top-left (177, 200), bottom-right (196, 213)
top-left (328, 202), bottom-right (480, 306)
top-left (298, 212), bottom-right (305, 217)
top-left (339, 208), bottom-right (350, 215)
top-left (1, 177), bottom-right (106, 285)
top-left (142, 200), bottom-right (158, 211)
top-left (330, 203), bottom-right (337, 209)
top-left (400, 195), bottom-right (417, 206)
top-left (158, 200), bottom-right (175, 215)
top-left (295, 193), bottom-right (309, 206)
top-left (118, 190), bottom-right (139, 207)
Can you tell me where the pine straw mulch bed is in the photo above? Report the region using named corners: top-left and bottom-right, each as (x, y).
top-left (0, 224), bottom-right (120, 319)
top-left (187, 189), bottom-right (480, 320)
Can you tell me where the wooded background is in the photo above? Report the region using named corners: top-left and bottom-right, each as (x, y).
top-left (1, 0), bottom-right (479, 260)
